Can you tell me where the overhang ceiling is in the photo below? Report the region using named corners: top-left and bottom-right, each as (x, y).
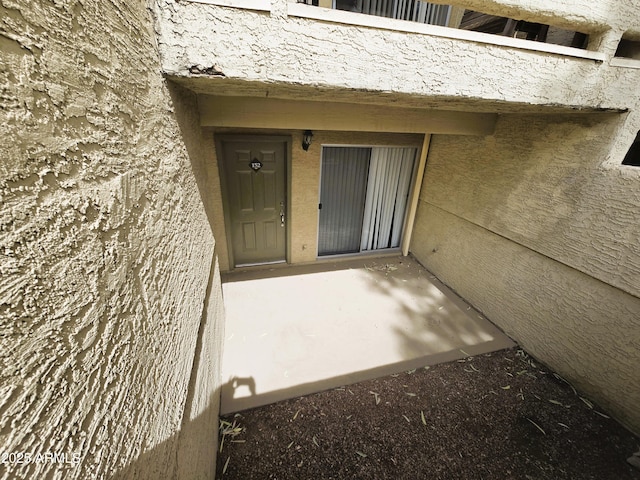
top-left (167, 74), bottom-right (625, 116)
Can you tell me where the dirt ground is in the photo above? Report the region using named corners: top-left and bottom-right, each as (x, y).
top-left (216, 347), bottom-right (640, 480)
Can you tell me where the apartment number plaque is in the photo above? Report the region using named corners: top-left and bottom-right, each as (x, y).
top-left (250, 159), bottom-right (263, 172)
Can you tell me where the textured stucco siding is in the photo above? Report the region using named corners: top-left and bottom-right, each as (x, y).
top-left (167, 84), bottom-right (227, 480)
top-left (1, 1), bottom-right (223, 479)
top-left (422, 114), bottom-right (640, 297)
top-left (411, 205), bottom-right (640, 433)
top-left (153, 0), bottom-right (640, 113)
top-left (410, 114), bottom-right (640, 432)
top-left (177, 256), bottom-right (225, 480)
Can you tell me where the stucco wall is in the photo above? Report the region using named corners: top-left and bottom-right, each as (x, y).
top-left (169, 84), bottom-right (226, 480)
top-left (207, 130), bottom-right (422, 271)
top-left (1, 1), bottom-right (223, 479)
top-left (410, 113), bottom-right (640, 432)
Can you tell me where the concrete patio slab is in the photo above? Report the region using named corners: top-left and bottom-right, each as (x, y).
top-left (220, 255), bottom-right (515, 414)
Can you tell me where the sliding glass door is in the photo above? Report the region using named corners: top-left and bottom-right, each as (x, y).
top-left (318, 146), bottom-right (417, 256)
top-left (318, 147), bottom-right (370, 256)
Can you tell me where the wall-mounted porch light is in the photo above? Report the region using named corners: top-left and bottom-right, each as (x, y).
top-left (302, 130), bottom-right (313, 151)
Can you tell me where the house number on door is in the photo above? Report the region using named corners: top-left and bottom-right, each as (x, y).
top-left (249, 158), bottom-right (263, 172)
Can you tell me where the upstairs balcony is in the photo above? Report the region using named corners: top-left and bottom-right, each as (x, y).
top-left (300, 0), bottom-right (588, 50)
top-left (154, 0), bottom-right (640, 114)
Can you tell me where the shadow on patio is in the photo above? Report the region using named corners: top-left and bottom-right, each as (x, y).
top-left (220, 255), bottom-right (514, 414)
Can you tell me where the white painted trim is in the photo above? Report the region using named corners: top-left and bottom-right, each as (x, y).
top-left (183, 0), bottom-right (270, 12)
top-left (287, 3), bottom-right (605, 62)
top-left (610, 57), bottom-right (640, 69)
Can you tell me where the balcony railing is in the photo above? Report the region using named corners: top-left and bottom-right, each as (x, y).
top-left (297, 0), bottom-right (588, 49)
top-left (331, 0), bottom-right (451, 26)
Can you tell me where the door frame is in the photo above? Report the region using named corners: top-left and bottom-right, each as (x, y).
top-left (216, 134), bottom-right (292, 269)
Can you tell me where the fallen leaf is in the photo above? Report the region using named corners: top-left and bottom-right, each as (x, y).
top-left (579, 397), bottom-right (594, 409)
top-left (526, 417), bottom-right (546, 435)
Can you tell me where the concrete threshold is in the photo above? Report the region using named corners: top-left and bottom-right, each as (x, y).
top-left (220, 255), bottom-right (515, 414)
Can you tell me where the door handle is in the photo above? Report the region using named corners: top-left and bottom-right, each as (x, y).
top-left (280, 201), bottom-right (285, 227)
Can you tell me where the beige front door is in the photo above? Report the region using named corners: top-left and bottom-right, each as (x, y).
top-left (220, 137), bottom-right (287, 267)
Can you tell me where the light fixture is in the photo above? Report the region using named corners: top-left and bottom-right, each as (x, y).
top-left (302, 130), bottom-right (313, 151)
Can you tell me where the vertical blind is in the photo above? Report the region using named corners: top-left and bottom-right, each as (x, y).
top-left (347, 0), bottom-right (451, 25)
top-left (361, 147), bottom-right (415, 251)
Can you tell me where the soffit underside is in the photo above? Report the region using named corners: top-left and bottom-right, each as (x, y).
top-left (167, 75), bottom-right (625, 115)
